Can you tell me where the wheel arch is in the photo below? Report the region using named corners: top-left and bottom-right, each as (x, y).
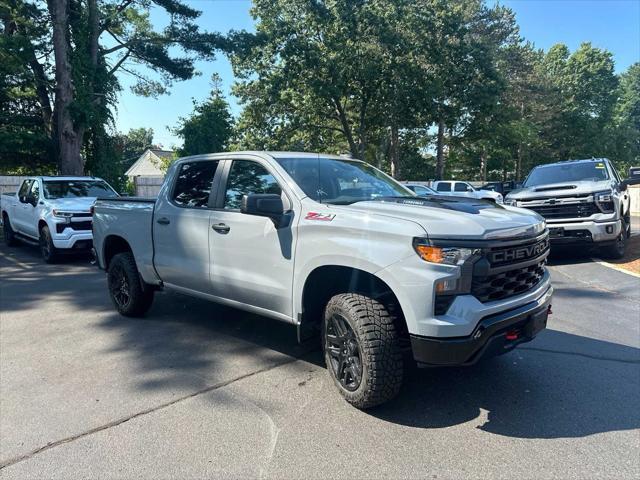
top-left (102, 234), bottom-right (133, 270)
top-left (297, 265), bottom-right (409, 344)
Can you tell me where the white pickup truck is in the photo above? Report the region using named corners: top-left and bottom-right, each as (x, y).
top-left (1, 176), bottom-right (119, 262)
top-left (93, 152), bottom-right (553, 408)
top-left (431, 180), bottom-right (504, 204)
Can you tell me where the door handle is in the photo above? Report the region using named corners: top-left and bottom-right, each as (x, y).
top-left (156, 217), bottom-right (170, 225)
top-left (211, 223), bottom-right (230, 234)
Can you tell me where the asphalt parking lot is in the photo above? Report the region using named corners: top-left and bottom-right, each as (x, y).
top-left (1, 240), bottom-right (639, 479)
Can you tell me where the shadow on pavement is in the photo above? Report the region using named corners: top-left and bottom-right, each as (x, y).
top-left (370, 329), bottom-right (639, 438)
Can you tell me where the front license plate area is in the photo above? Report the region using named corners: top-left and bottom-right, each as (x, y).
top-left (524, 308), bottom-right (548, 338)
top-left (549, 227), bottom-right (564, 238)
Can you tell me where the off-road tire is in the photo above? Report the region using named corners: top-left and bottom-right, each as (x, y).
top-left (39, 225), bottom-right (58, 263)
top-left (107, 252), bottom-right (154, 317)
top-left (323, 293), bottom-right (403, 409)
top-left (2, 214), bottom-right (18, 246)
top-left (600, 219), bottom-right (627, 260)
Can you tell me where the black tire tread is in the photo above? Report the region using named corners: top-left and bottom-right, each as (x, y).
top-left (108, 252), bottom-right (154, 317)
top-left (40, 225), bottom-right (58, 263)
top-left (2, 214), bottom-right (18, 246)
top-left (324, 293), bottom-right (403, 409)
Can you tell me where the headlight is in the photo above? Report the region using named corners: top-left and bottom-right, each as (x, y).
top-left (52, 210), bottom-right (74, 218)
top-left (504, 198), bottom-right (517, 206)
top-left (413, 239), bottom-right (479, 266)
top-left (594, 190), bottom-right (614, 213)
top-left (496, 194), bottom-right (503, 204)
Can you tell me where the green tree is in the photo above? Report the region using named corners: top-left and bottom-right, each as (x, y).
top-left (609, 63), bottom-right (640, 172)
top-left (174, 75), bottom-right (233, 157)
top-left (4, 0), bottom-right (225, 175)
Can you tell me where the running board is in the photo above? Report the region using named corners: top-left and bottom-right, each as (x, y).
top-left (14, 233), bottom-right (39, 246)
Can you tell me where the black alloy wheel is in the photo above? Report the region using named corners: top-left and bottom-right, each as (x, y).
top-left (325, 312), bottom-right (363, 391)
top-left (108, 262), bottom-right (131, 310)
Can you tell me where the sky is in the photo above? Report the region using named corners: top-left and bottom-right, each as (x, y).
top-left (113, 0), bottom-right (640, 149)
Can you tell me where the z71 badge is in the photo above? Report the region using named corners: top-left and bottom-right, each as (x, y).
top-left (305, 212), bottom-right (336, 221)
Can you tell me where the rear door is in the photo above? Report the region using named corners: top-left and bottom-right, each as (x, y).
top-left (12, 180), bottom-right (34, 234)
top-left (208, 158), bottom-right (296, 319)
top-left (153, 159), bottom-right (222, 293)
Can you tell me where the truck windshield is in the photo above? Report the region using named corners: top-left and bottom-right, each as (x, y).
top-left (524, 162), bottom-right (609, 187)
top-left (276, 157), bottom-right (414, 204)
top-left (43, 180), bottom-right (118, 199)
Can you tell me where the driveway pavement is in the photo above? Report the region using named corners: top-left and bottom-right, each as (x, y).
top-left (0, 243), bottom-right (638, 479)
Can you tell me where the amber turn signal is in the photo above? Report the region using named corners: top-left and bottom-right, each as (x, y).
top-left (414, 245), bottom-right (445, 263)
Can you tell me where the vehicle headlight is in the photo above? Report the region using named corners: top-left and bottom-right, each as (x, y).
top-left (496, 194), bottom-right (503, 204)
top-left (413, 239), bottom-right (479, 266)
top-left (594, 190), bottom-right (614, 213)
top-left (52, 210), bottom-right (74, 222)
top-left (504, 198), bottom-right (517, 206)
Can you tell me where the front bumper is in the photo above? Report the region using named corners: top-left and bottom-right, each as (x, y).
top-left (411, 285), bottom-right (552, 366)
top-left (51, 227), bottom-right (93, 249)
top-left (547, 219), bottom-right (621, 244)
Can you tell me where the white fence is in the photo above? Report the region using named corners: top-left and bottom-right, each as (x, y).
top-left (0, 176), bottom-right (30, 195)
top-left (133, 176), bottom-right (164, 198)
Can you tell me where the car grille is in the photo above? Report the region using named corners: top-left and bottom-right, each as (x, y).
top-left (472, 259), bottom-right (547, 303)
top-left (528, 202), bottom-right (598, 220)
top-left (56, 221), bottom-right (92, 233)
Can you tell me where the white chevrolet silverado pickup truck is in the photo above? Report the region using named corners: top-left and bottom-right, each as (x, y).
top-left (1, 176), bottom-right (119, 262)
top-left (505, 159), bottom-right (640, 258)
top-left (93, 152), bottom-right (553, 408)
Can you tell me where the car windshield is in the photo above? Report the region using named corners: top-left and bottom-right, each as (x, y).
top-left (43, 180), bottom-right (118, 199)
top-left (524, 162), bottom-right (609, 187)
top-left (276, 157), bottom-right (414, 205)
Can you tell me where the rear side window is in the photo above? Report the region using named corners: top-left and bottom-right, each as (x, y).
top-left (172, 161), bottom-right (219, 208)
top-left (436, 182), bottom-right (451, 192)
top-left (454, 182), bottom-right (468, 192)
top-left (224, 160), bottom-right (281, 210)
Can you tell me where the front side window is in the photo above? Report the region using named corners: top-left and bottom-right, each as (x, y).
top-left (18, 180), bottom-right (33, 198)
top-left (524, 161), bottom-right (610, 187)
top-left (43, 180), bottom-right (118, 199)
top-left (436, 182), bottom-right (451, 192)
top-left (172, 161), bottom-right (219, 208)
top-left (454, 182), bottom-right (469, 192)
top-left (30, 181), bottom-right (40, 200)
top-left (224, 160), bottom-right (282, 210)
top-left (276, 157), bottom-right (413, 205)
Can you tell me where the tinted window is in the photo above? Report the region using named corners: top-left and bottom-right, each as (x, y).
top-left (224, 161), bottom-right (281, 210)
top-left (454, 182), bottom-right (468, 192)
top-left (524, 161), bottom-right (609, 187)
top-left (276, 157), bottom-right (413, 205)
top-left (43, 180), bottom-right (118, 199)
top-left (30, 181), bottom-right (40, 199)
top-left (172, 161), bottom-right (219, 208)
top-left (18, 180), bottom-right (33, 197)
top-left (436, 182), bottom-right (451, 192)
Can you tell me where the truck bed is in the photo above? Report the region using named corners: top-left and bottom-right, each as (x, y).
top-left (93, 196), bottom-right (159, 284)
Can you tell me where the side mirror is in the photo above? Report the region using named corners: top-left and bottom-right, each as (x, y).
top-left (19, 195), bottom-right (27, 204)
top-left (621, 166), bottom-right (640, 190)
top-left (241, 193), bottom-right (285, 226)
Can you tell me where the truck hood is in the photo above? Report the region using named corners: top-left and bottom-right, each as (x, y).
top-left (45, 197), bottom-right (97, 212)
top-left (342, 197), bottom-right (545, 240)
top-left (506, 180), bottom-right (612, 200)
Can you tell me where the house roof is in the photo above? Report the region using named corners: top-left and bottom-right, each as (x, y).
top-left (125, 149), bottom-right (173, 177)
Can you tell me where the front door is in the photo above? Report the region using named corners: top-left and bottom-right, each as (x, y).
top-left (209, 159), bottom-right (296, 319)
top-left (153, 159), bottom-right (221, 293)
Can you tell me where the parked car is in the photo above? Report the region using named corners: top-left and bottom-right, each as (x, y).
top-left (505, 159), bottom-right (640, 258)
top-left (93, 152), bottom-right (552, 409)
top-left (404, 183), bottom-right (436, 196)
top-left (479, 181), bottom-right (520, 196)
top-left (432, 180), bottom-right (503, 204)
top-left (1, 176), bottom-right (119, 262)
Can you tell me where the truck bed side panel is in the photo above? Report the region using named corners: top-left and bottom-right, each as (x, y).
top-left (93, 198), bottom-right (160, 285)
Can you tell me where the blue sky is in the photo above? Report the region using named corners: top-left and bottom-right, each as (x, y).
top-left (113, 0), bottom-right (640, 148)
